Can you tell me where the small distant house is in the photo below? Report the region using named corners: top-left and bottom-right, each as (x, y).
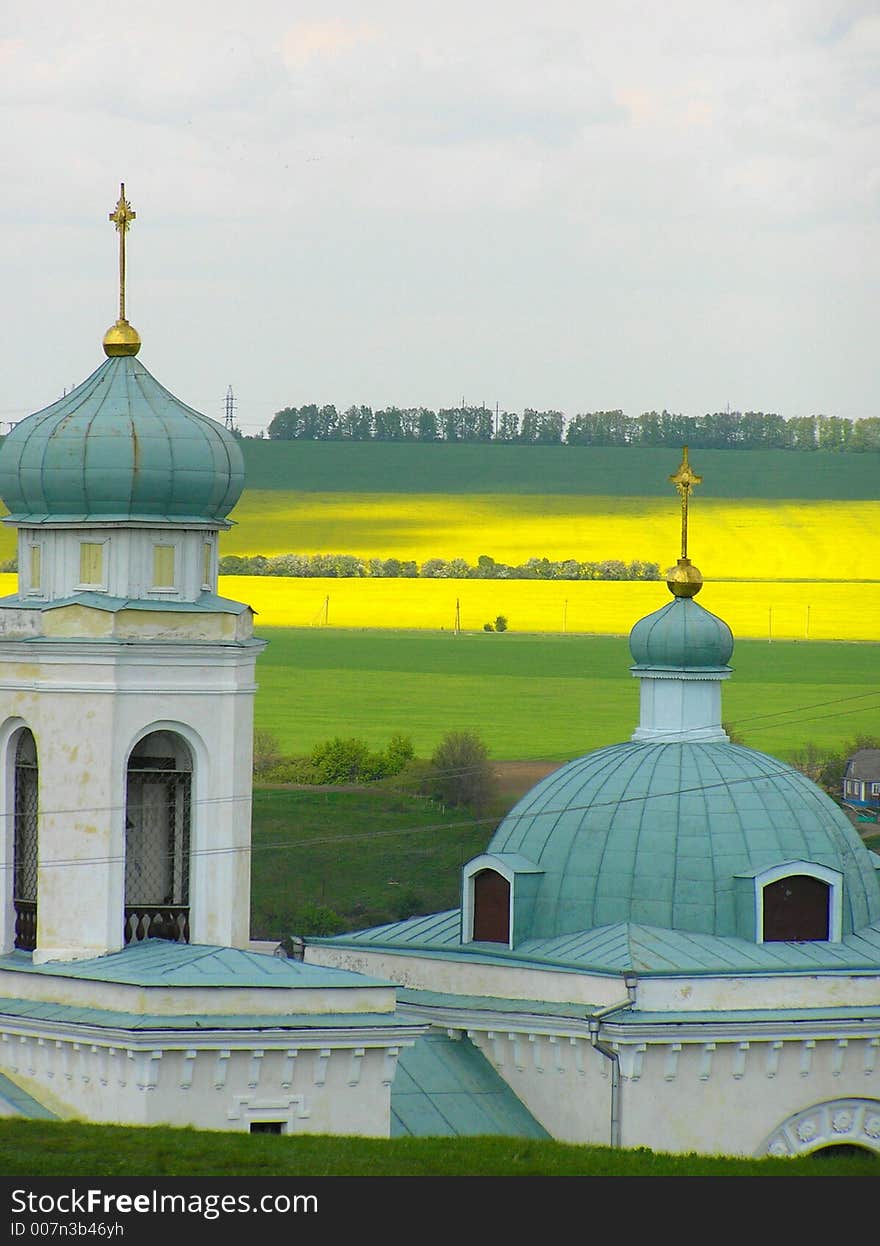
top-left (842, 749), bottom-right (880, 813)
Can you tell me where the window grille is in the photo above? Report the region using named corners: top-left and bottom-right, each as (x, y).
top-left (124, 751), bottom-right (191, 944)
top-left (13, 731), bottom-right (38, 952)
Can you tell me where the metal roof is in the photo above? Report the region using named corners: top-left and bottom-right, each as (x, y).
top-left (487, 740), bottom-right (880, 940)
top-left (315, 910), bottom-right (880, 976)
top-left (0, 939), bottom-right (388, 990)
top-left (391, 1032), bottom-right (550, 1138)
top-left (0, 1071), bottom-right (58, 1119)
top-left (0, 355), bottom-right (243, 524)
top-left (629, 595), bottom-right (733, 669)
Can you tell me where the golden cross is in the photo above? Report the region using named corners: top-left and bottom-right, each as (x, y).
top-left (669, 446), bottom-right (702, 560)
top-left (109, 183), bottom-right (136, 323)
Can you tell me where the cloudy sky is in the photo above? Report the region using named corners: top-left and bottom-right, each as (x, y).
top-left (2, 2), bottom-right (877, 434)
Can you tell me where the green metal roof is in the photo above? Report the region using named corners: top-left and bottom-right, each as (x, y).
top-left (315, 908), bottom-right (880, 976)
top-left (0, 356), bottom-right (243, 524)
top-left (488, 741), bottom-right (880, 940)
top-left (391, 1033), bottom-right (550, 1138)
top-left (0, 592), bottom-right (250, 616)
top-left (0, 1071), bottom-right (59, 1120)
top-left (0, 939), bottom-right (388, 991)
top-left (629, 595), bottom-right (734, 669)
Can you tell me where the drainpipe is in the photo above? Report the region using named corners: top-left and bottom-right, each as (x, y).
top-left (587, 975), bottom-right (637, 1149)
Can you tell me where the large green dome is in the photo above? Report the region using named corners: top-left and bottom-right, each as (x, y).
top-left (629, 596), bottom-right (734, 668)
top-left (488, 741), bottom-right (880, 941)
top-left (0, 356), bottom-right (244, 524)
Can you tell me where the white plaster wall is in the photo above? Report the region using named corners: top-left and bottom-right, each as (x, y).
top-left (632, 673), bottom-right (728, 742)
top-left (0, 1031), bottom-right (403, 1137)
top-left (616, 1034), bottom-right (880, 1157)
top-left (638, 971), bottom-right (880, 1012)
top-left (0, 639), bottom-right (262, 960)
top-left (305, 945), bottom-right (630, 1008)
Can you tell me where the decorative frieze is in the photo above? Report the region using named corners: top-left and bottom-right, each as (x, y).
top-left (762, 1098), bottom-right (880, 1157)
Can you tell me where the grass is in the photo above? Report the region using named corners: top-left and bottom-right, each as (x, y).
top-left (250, 627), bottom-right (880, 762)
top-left (250, 786), bottom-right (489, 938)
top-left (0, 1119), bottom-right (876, 1176)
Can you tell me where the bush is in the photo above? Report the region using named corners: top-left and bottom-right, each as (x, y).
top-left (494, 615), bottom-right (508, 632)
top-left (294, 903), bottom-right (347, 936)
top-left (430, 730), bottom-right (494, 812)
top-left (310, 737), bottom-right (370, 783)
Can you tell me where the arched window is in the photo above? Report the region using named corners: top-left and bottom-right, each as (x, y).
top-left (124, 731), bottom-right (192, 944)
top-left (472, 869), bottom-right (510, 943)
top-left (763, 874), bottom-right (830, 941)
top-left (12, 729), bottom-right (38, 951)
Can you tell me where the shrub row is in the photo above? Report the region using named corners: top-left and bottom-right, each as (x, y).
top-left (220, 553), bottom-right (661, 581)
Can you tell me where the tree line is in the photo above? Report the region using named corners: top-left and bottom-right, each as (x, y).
top-left (265, 405), bottom-right (880, 451)
top-left (219, 553), bottom-right (662, 581)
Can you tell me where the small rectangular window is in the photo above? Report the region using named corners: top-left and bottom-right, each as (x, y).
top-left (249, 1122), bottom-right (284, 1135)
top-left (29, 545), bottom-right (42, 592)
top-left (152, 544), bottom-right (176, 588)
top-left (872, 783), bottom-right (880, 797)
top-left (202, 542), bottom-right (212, 588)
top-left (79, 542), bottom-right (104, 586)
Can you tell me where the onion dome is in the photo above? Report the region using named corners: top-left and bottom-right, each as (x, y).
top-left (0, 355), bottom-right (244, 524)
top-left (488, 741), bottom-right (880, 941)
top-left (629, 596), bottom-right (734, 669)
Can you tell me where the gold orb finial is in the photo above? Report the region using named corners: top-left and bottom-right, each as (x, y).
top-left (666, 556), bottom-right (703, 597)
top-left (103, 318), bottom-right (141, 357)
top-left (104, 183), bottom-right (140, 354)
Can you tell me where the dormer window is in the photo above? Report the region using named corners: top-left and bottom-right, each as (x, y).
top-left (751, 862), bottom-right (843, 943)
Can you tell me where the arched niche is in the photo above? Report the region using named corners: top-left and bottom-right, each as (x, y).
top-left (124, 730), bottom-right (192, 944)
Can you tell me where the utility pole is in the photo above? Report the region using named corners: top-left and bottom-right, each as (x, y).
top-left (224, 385), bottom-right (237, 432)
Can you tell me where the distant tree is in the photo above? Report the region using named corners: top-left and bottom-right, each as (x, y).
top-left (252, 728), bottom-right (283, 776)
top-left (430, 730), bottom-right (494, 812)
top-left (494, 615), bottom-right (508, 632)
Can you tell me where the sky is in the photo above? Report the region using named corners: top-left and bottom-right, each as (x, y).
top-left (1, 1), bottom-right (878, 435)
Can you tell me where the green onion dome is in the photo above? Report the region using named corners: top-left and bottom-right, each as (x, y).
top-left (629, 595), bottom-right (734, 669)
top-left (0, 355), bottom-right (244, 524)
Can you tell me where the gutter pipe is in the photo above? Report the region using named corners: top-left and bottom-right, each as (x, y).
top-left (587, 975), bottom-right (637, 1149)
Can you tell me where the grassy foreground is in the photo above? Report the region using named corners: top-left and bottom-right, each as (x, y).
top-left (0, 1119), bottom-right (875, 1177)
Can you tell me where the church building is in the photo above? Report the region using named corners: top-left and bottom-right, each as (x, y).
top-left (308, 456), bottom-right (880, 1158)
top-left (1, 190), bottom-right (879, 1158)
top-left (0, 189), bottom-right (425, 1135)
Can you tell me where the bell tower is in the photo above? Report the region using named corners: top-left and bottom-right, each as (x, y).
top-left (0, 187), bottom-right (264, 963)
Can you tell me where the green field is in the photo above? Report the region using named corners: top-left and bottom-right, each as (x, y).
top-left (254, 628), bottom-right (880, 762)
top-left (238, 440), bottom-right (880, 499)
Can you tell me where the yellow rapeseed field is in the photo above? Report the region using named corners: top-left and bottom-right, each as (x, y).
top-left (221, 575), bottom-right (880, 642)
top-left (226, 492), bottom-right (880, 583)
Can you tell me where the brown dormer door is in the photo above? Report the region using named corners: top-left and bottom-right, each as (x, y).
top-left (763, 874), bottom-right (830, 941)
top-left (473, 869), bottom-right (511, 943)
